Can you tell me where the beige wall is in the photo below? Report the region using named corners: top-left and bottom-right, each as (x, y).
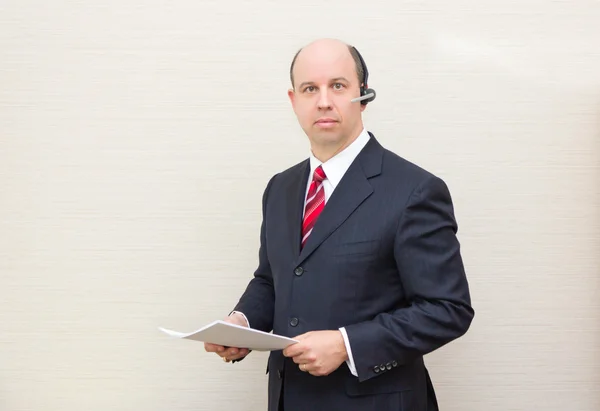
top-left (1, 1), bottom-right (599, 410)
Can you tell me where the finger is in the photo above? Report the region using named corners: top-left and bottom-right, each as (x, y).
top-left (225, 347), bottom-right (247, 358)
top-left (218, 347), bottom-right (249, 358)
top-left (227, 349), bottom-right (250, 361)
top-left (292, 352), bottom-right (316, 365)
top-left (283, 343), bottom-right (305, 358)
top-left (294, 332), bottom-right (312, 341)
top-left (212, 347), bottom-right (233, 359)
top-left (304, 362), bottom-right (326, 376)
top-left (204, 343), bottom-right (225, 353)
top-left (299, 362), bottom-right (317, 374)
top-left (292, 354), bottom-right (306, 364)
top-left (225, 347), bottom-right (240, 357)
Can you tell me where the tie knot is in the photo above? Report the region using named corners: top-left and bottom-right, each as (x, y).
top-left (313, 165), bottom-right (326, 183)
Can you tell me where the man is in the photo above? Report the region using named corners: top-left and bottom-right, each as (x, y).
top-left (204, 38), bottom-right (474, 411)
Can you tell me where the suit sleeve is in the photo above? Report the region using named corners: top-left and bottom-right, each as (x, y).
top-left (231, 174), bottom-right (277, 335)
top-left (343, 175), bottom-right (474, 382)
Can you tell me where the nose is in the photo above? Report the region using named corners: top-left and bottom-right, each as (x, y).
top-left (317, 87), bottom-right (332, 110)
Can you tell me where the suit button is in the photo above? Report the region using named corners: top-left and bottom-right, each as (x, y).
top-left (386, 362), bottom-right (392, 370)
top-left (289, 317), bottom-right (299, 327)
top-left (277, 369), bottom-right (282, 379)
top-left (392, 361), bottom-right (398, 367)
top-left (294, 267), bottom-right (304, 276)
top-left (374, 366), bottom-right (380, 373)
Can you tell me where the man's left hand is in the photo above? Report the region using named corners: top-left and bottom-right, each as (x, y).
top-left (282, 330), bottom-right (348, 377)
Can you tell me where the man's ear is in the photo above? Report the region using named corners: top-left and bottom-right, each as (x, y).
top-left (288, 88), bottom-right (296, 108)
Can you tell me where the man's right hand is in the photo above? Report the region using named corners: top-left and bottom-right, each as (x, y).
top-left (204, 312), bottom-right (250, 362)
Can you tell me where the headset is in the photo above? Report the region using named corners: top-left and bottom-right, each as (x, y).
top-left (349, 46), bottom-right (376, 105)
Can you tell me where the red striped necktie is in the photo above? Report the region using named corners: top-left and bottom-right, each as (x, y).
top-left (301, 165), bottom-right (327, 248)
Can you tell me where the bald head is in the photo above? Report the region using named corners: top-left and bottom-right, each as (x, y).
top-left (289, 39), bottom-right (364, 89)
top-left (286, 38), bottom-right (367, 163)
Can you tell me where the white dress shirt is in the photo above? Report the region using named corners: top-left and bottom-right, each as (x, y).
top-left (233, 128), bottom-right (371, 378)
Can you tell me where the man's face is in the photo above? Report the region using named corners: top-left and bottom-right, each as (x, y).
top-left (288, 43), bottom-right (366, 151)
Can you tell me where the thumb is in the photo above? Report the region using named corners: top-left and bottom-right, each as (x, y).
top-left (293, 332), bottom-right (312, 341)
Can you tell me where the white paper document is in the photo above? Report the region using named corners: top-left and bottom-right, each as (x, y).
top-left (158, 320), bottom-right (298, 351)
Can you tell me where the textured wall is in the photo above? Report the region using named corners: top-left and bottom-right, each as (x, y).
top-left (1, 1), bottom-right (599, 410)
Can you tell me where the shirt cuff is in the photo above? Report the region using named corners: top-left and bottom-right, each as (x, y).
top-left (229, 311), bottom-right (250, 328)
top-left (339, 327), bottom-right (358, 377)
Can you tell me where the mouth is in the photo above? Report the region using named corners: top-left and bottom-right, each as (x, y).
top-left (315, 118), bottom-right (339, 126)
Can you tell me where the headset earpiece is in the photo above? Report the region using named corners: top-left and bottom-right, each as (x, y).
top-left (351, 46), bottom-right (376, 105)
top-left (361, 86), bottom-right (376, 104)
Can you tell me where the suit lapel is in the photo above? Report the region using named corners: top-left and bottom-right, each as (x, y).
top-left (294, 135), bottom-right (384, 266)
top-left (296, 165), bottom-right (372, 265)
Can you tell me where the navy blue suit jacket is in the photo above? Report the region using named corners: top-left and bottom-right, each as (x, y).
top-left (233, 134), bottom-right (474, 411)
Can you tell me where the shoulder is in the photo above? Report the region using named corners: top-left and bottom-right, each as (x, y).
top-left (265, 158), bottom-right (308, 187)
top-left (376, 145), bottom-right (458, 228)
top-left (383, 148), bottom-right (433, 179)
top-left (275, 158), bottom-right (309, 181)
top-left (378, 143), bottom-right (449, 195)
top-left (258, 157), bottom-right (308, 198)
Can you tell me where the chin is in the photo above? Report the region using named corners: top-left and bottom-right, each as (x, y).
top-left (311, 131), bottom-right (343, 145)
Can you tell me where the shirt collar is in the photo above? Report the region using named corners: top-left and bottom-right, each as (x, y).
top-left (308, 128), bottom-right (371, 189)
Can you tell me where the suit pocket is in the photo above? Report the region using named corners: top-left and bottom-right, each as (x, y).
top-left (330, 239), bottom-right (380, 257)
top-left (345, 370), bottom-right (412, 397)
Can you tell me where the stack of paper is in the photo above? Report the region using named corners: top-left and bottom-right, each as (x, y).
top-left (158, 320), bottom-right (298, 351)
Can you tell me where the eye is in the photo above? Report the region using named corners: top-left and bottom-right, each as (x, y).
top-left (303, 86), bottom-right (316, 93)
top-left (333, 83), bottom-right (344, 90)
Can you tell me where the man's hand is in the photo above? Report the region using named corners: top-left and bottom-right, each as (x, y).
top-left (204, 312), bottom-right (250, 362)
top-left (282, 330), bottom-right (348, 377)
